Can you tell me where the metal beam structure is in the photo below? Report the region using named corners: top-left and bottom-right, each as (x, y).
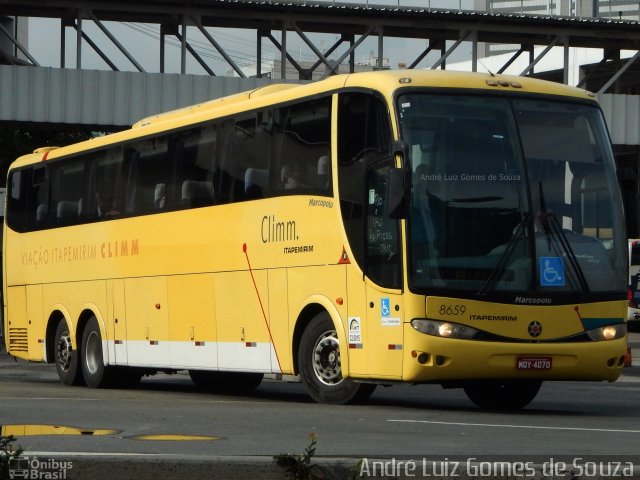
top-left (0, 0), bottom-right (639, 88)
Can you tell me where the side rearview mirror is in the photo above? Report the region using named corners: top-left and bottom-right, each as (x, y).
top-left (387, 140), bottom-right (410, 219)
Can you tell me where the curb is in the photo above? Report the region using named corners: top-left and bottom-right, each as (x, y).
top-left (66, 458), bottom-right (285, 480)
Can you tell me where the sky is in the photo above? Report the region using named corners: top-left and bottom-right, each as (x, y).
top-left (26, 0), bottom-right (474, 77)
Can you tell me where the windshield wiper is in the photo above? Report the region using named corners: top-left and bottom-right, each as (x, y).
top-left (478, 177), bottom-right (529, 296)
top-left (478, 215), bottom-right (529, 296)
top-left (538, 182), bottom-right (590, 294)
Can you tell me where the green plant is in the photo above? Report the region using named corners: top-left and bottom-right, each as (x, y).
top-left (348, 459), bottom-right (365, 480)
top-left (0, 434), bottom-right (24, 480)
top-left (274, 432), bottom-right (323, 480)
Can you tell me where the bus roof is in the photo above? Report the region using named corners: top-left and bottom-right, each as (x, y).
top-left (12, 69), bottom-right (596, 169)
top-left (130, 83), bottom-right (302, 129)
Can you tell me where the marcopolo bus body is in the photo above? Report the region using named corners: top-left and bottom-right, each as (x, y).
top-left (3, 70), bottom-right (627, 408)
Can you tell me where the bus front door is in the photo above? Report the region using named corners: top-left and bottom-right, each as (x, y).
top-left (365, 285), bottom-right (404, 379)
top-left (363, 159), bottom-right (404, 380)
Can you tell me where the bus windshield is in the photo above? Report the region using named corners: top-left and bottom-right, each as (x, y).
top-left (399, 93), bottom-right (626, 297)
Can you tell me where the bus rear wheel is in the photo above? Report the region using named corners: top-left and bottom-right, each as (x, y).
top-left (54, 320), bottom-right (84, 386)
top-left (298, 312), bottom-right (376, 404)
top-left (189, 370), bottom-right (263, 392)
top-left (81, 317), bottom-right (109, 388)
top-left (463, 380), bottom-right (542, 410)
top-left (80, 316), bottom-right (142, 388)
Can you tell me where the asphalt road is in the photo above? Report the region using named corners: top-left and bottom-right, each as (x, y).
top-left (1, 333), bottom-right (640, 479)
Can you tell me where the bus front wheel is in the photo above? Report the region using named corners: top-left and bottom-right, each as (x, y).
top-left (298, 312), bottom-right (376, 404)
top-left (54, 320), bottom-right (84, 386)
top-left (463, 380), bottom-right (542, 410)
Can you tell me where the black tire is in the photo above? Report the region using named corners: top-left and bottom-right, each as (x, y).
top-left (80, 316), bottom-right (111, 388)
top-left (463, 380), bottom-right (542, 410)
top-left (189, 370), bottom-right (263, 392)
top-left (54, 320), bottom-right (84, 386)
top-left (298, 311), bottom-right (376, 404)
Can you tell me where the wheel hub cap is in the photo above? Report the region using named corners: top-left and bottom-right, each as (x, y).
top-left (312, 330), bottom-right (343, 386)
top-left (56, 332), bottom-right (73, 372)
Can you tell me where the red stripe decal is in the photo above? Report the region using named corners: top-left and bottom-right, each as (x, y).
top-left (242, 243), bottom-right (282, 369)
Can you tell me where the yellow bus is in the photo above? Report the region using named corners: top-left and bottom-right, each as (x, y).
top-left (3, 70), bottom-right (628, 409)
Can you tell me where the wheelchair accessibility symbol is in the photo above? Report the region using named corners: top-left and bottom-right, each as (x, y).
top-left (381, 298), bottom-right (391, 317)
top-left (539, 256), bottom-right (564, 287)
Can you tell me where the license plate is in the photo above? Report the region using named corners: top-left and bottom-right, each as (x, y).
top-left (516, 356), bottom-right (552, 370)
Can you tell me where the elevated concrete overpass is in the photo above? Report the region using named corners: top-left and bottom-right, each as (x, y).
top-left (1, 0), bottom-right (640, 127)
top-left (0, 65), bottom-right (276, 129)
top-left (0, 64), bottom-right (637, 140)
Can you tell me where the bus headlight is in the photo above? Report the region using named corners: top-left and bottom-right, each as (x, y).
top-left (411, 319), bottom-right (478, 339)
top-left (586, 324), bottom-right (626, 341)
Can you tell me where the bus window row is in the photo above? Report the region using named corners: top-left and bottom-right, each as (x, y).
top-left (7, 96), bottom-right (332, 233)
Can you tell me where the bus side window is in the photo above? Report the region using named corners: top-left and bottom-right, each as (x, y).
top-left (6, 166), bottom-right (52, 232)
top-left (6, 169), bottom-right (29, 232)
top-left (181, 180), bottom-right (214, 208)
top-left (50, 159), bottom-right (87, 226)
top-left (214, 119), bottom-right (250, 205)
top-left (125, 136), bottom-right (171, 214)
top-left (338, 92), bottom-right (393, 276)
top-left (31, 166), bottom-right (49, 229)
top-left (366, 160), bottom-right (402, 289)
top-left (92, 147), bottom-right (125, 218)
top-left (273, 97), bottom-right (331, 196)
top-left (235, 116), bottom-right (257, 201)
top-left (175, 125), bottom-right (216, 208)
top-left (244, 111), bottom-right (274, 200)
top-left (244, 168), bottom-right (268, 199)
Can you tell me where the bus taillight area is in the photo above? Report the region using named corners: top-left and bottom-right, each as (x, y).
top-left (402, 319), bottom-right (628, 386)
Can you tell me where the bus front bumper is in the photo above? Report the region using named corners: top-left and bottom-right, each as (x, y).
top-left (402, 324), bottom-right (627, 383)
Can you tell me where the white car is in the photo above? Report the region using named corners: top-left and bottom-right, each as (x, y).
top-left (628, 239), bottom-right (640, 324)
